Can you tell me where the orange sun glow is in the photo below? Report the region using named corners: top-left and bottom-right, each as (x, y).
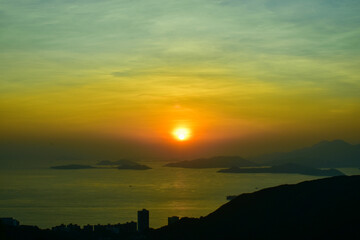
top-left (172, 128), bottom-right (191, 141)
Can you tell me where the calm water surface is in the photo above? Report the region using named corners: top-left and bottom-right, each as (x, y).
top-left (1, 162), bottom-right (359, 228)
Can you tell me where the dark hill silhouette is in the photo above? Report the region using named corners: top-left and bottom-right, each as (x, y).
top-left (164, 156), bottom-right (257, 168)
top-left (151, 175), bottom-right (360, 240)
top-left (218, 163), bottom-right (344, 176)
top-left (252, 139), bottom-right (360, 168)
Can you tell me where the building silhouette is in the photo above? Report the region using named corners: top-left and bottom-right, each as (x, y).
top-left (51, 222), bottom-right (137, 234)
top-left (137, 209), bottom-right (149, 232)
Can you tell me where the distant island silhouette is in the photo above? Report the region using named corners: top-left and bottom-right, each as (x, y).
top-left (164, 156), bottom-right (257, 168)
top-left (97, 159), bottom-right (151, 170)
top-left (218, 163), bottom-right (344, 176)
top-left (51, 160), bottom-right (151, 170)
top-left (97, 159), bottom-right (138, 166)
top-left (253, 139), bottom-right (360, 168)
top-left (117, 164), bottom-right (151, 170)
top-left (51, 164), bottom-right (96, 170)
top-left (164, 139), bottom-right (360, 170)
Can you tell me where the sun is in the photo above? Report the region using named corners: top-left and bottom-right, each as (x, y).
top-left (172, 128), bottom-right (191, 141)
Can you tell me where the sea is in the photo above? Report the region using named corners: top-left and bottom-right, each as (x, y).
top-left (1, 162), bottom-right (359, 229)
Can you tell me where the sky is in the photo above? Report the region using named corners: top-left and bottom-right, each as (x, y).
top-left (0, 0), bottom-right (359, 165)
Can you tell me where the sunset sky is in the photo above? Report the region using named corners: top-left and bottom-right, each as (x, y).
top-left (1, 0), bottom-right (359, 164)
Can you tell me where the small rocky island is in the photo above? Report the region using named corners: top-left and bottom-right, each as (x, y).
top-left (164, 156), bottom-right (258, 168)
top-left (116, 163), bottom-right (151, 170)
top-left (51, 164), bottom-right (95, 170)
top-left (218, 163), bottom-right (344, 176)
top-left (51, 160), bottom-right (151, 170)
top-left (97, 159), bottom-right (151, 170)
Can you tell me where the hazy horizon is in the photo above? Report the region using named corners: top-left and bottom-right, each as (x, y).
top-left (1, 138), bottom-right (359, 169)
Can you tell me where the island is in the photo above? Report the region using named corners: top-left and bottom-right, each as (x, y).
top-left (218, 163), bottom-right (344, 176)
top-left (164, 156), bottom-right (258, 168)
top-left (252, 139), bottom-right (360, 168)
top-left (97, 159), bottom-right (137, 166)
top-left (117, 163), bottom-right (151, 170)
top-left (50, 160), bottom-right (151, 171)
top-left (97, 159), bottom-right (151, 170)
top-left (50, 164), bottom-right (95, 170)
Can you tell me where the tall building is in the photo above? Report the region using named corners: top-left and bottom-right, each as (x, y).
top-left (137, 209), bottom-right (149, 232)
